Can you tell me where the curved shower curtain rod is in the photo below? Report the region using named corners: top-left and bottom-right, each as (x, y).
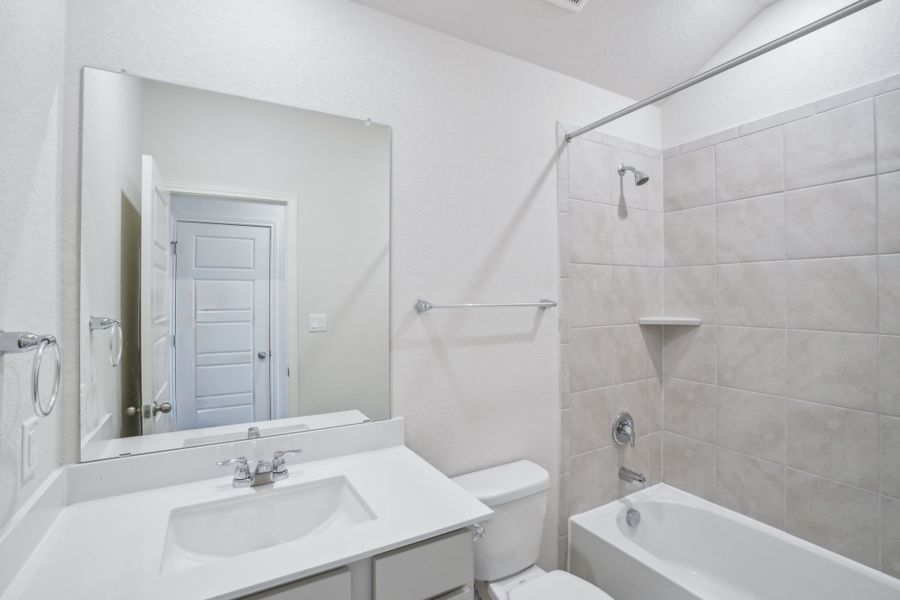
top-left (565, 0), bottom-right (884, 142)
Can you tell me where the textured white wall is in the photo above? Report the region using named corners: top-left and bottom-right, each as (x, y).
top-left (662, 0), bottom-right (900, 147)
top-left (61, 0), bottom-right (661, 565)
top-left (0, 0), bottom-right (69, 527)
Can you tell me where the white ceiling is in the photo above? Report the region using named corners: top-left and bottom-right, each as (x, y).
top-left (349, 0), bottom-right (779, 101)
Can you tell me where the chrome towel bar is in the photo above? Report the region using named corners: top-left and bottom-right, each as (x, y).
top-left (0, 331), bottom-right (61, 417)
top-left (415, 299), bottom-right (557, 313)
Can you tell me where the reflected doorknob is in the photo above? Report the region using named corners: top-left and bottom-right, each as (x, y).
top-left (258, 351), bottom-right (268, 359)
top-left (154, 401), bottom-right (173, 415)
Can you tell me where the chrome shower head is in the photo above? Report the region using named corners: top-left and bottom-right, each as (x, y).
top-left (617, 164), bottom-right (650, 186)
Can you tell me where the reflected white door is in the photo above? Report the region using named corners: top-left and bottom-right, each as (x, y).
top-left (174, 221), bottom-right (271, 430)
top-left (140, 155), bottom-right (175, 434)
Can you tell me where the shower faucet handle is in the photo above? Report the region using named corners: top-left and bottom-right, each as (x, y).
top-left (612, 412), bottom-right (636, 447)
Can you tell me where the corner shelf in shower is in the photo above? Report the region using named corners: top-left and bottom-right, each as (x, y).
top-left (638, 317), bottom-right (703, 326)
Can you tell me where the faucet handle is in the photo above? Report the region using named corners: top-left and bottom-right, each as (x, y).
top-left (217, 456), bottom-right (251, 483)
top-left (612, 412), bottom-right (636, 447)
top-left (273, 449), bottom-right (303, 475)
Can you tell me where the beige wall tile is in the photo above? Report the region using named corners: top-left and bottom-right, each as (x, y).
top-left (558, 473), bottom-right (569, 537)
top-left (664, 146), bottom-right (715, 211)
top-left (569, 446), bottom-right (618, 514)
top-left (786, 330), bottom-right (878, 411)
top-left (663, 378), bottom-right (717, 443)
top-left (717, 326), bottom-right (786, 396)
top-left (717, 387), bottom-right (785, 463)
top-left (607, 325), bottom-right (652, 386)
top-left (662, 432), bottom-right (717, 500)
top-left (881, 255), bottom-right (900, 335)
top-left (878, 172), bottom-right (900, 254)
top-left (664, 266), bottom-right (716, 323)
top-left (559, 211), bottom-right (570, 277)
top-left (610, 207), bottom-right (652, 267)
top-left (570, 200), bottom-right (612, 264)
top-left (785, 469), bottom-right (879, 568)
top-left (785, 177), bottom-right (877, 259)
top-left (605, 380), bottom-right (658, 435)
top-left (786, 400), bottom-right (878, 490)
top-left (882, 495), bottom-right (900, 578)
top-left (716, 449), bottom-right (785, 528)
top-left (881, 335), bottom-right (900, 417)
top-left (663, 324), bottom-right (717, 384)
top-left (569, 139), bottom-right (611, 203)
top-left (876, 89), bottom-right (900, 173)
top-left (716, 126), bottom-right (784, 202)
top-left (609, 266), bottom-right (663, 325)
top-left (784, 100), bottom-right (876, 189)
top-left (716, 193), bottom-right (785, 264)
top-left (880, 416), bottom-right (900, 499)
top-left (717, 262), bottom-right (786, 328)
top-left (569, 264), bottom-right (611, 327)
top-left (665, 206), bottom-right (716, 266)
top-left (786, 256), bottom-right (878, 333)
top-left (569, 327), bottom-right (611, 392)
top-left (567, 388), bottom-right (614, 456)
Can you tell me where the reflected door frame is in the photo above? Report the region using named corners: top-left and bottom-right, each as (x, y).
top-left (167, 183), bottom-right (299, 424)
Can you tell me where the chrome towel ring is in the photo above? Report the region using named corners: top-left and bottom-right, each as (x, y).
top-left (89, 317), bottom-right (122, 367)
top-left (0, 331), bottom-right (61, 417)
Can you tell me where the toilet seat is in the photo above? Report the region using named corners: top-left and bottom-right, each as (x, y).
top-left (508, 570), bottom-right (614, 600)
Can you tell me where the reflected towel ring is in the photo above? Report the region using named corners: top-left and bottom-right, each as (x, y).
top-left (109, 322), bottom-right (122, 367)
top-left (0, 331), bottom-right (61, 417)
top-left (89, 317), bottom-right (123, 368)
top-left (32, 336), bottom-right (60, 417)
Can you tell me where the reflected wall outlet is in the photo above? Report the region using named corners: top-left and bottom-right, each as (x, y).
top-left (308, 313), bottom-right (327, 332)
top-left (21, 417), bottom-right (38, 483)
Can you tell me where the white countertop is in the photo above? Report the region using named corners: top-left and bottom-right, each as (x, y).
top-left (1, 445), bottom-right (492, 600)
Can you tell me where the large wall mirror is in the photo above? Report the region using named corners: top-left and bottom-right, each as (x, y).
top-left (79, 67), bottom-right (391, 461)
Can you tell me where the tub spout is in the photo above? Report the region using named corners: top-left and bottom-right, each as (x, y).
top-left (619, 466), bottom-right (646, 485)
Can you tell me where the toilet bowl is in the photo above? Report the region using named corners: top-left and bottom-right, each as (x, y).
top-left (453, 460), bottom-right (614, 600)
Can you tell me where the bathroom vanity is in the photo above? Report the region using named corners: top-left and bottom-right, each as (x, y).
top-left (0, 419), bottom-right (491, 600)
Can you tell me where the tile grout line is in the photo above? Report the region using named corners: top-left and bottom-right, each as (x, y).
top-left (874, 96), bottom-right (883, 572)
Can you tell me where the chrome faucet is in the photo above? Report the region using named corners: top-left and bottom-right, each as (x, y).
top-left (618, 466), bottom-right (647, 485)
top-left (217, 449), bottom-right (303, 488)
top-left (612, 412), bottom-right (636, 447)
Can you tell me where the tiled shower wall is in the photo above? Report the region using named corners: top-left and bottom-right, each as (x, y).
top-left (556, 124), bottom-right (665, 567)
top-left (660, 75), bottom-right (900, 577)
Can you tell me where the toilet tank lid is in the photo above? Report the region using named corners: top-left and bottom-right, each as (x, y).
top-left (452, 460), bottom-right (549, 507)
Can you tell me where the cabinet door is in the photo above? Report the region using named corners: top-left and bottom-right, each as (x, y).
top-left (242, 567), bottom-right (351, 599)
top-left (373, 529), bottom-right (473, 600)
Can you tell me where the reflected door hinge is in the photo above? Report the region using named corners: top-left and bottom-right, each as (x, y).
top-left (170, 240), bottom-right (177, 255)
top-left (171, 334), bottom-right (176, 347)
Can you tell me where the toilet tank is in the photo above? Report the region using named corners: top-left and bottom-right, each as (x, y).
top-left (452, 460), bottom-right (550, 582)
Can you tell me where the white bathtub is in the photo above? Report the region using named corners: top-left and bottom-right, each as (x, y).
top-left (569, 484), bottom-right (900, 600)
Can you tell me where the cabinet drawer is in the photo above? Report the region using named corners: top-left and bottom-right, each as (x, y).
top-left (433, 587), bottom-right (474, 600)
top-left (374, 529), bottom-right (474, 600)
top-left (242, 567), bottom-right (351, 599)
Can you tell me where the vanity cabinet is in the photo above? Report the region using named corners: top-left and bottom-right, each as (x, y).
top-left (240, 529), bottom-right (473, 600)
top-left (243, 568), bottom-right (351, 599)
top-left (373, 529), bottom-right (474, 600)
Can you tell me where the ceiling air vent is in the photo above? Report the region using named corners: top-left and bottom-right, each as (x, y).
top-left (542, 0), bottom-right (590, 13)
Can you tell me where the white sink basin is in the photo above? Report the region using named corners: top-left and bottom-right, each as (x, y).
top-left (160, 476), bottom-right (375, 573)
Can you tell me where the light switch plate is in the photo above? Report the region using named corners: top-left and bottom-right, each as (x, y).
top-left (308, 313), bottom-right (327, 332)
top-left (21, 417), bottom-right (38, 483)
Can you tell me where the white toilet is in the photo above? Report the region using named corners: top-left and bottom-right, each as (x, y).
top-left (453, 460), bottom-right (614, 600)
